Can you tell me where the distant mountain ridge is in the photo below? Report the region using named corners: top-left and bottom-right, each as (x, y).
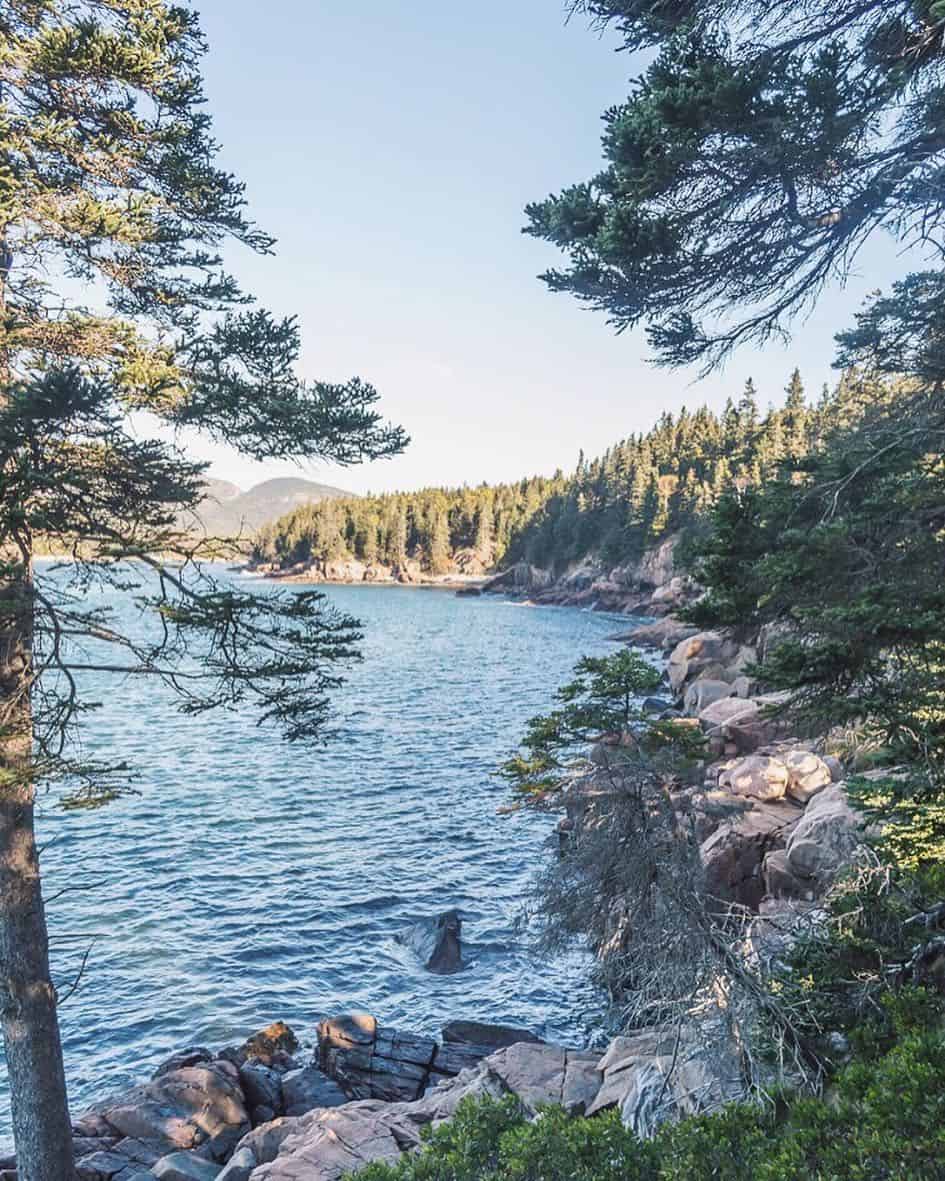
top-left (195, 476), bottom-right (352, 540)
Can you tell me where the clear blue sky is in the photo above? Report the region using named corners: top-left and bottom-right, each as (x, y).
top-left (182, 0), bottom-right (903, 495)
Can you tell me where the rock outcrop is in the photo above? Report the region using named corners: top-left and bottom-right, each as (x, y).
top-left (481, 535), bottom-right (694, 615)
top-left (74, 1058), bottom-right (250, 1166)
top-left (692, 733), bottom-right (861, 911)
top-left (316, 1014), bottom-right (545, 1104)
top-left (239, 1041), bottom-right (646, 1180)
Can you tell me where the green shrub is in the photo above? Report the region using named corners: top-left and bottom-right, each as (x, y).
top-left (353, 1096), bottom-right (524, 1181)
top-left (352, 1098), bottom-right (653, 1181)
top-left (784, 860), bottom-right (945, 1062)
top-left (350, 1034), bottom-right (945, 1181)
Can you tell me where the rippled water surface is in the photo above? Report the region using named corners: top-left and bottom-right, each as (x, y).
top-left (0, 575), bottom-right (638, 1144)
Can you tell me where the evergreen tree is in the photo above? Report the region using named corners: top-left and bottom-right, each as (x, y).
top-left (0, 5), bottom-right (404, 1175)
top-left (738, 378), bottom-right (760, 435)
top-left (386, 504), bottom-right (408, 567)
top-left (525, 1), bottom-right (945, 373)
top-left (258, 373), bottom-right (824, 580)
top-left (498, 649), bottom-right (663, 800)
top-left (426, 507), bottom-right (452, 575)
top-left (474, 503), bottom-right (494, 559)
top-left (780, 370), bottom-right (808, 462)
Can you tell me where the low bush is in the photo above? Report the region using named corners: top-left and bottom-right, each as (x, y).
top-left (351, 1032), bottom-right (945, 1180)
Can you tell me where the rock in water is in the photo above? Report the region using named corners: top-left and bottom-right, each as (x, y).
top-left (402, 910), bottom-right (463, 974)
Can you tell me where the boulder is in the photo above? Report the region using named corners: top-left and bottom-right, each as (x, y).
top-left (282, 1065), bottom-right (347, 1116)
top-left (701, 802), bottom-right (802, 909)
top-left (783, 751), bottom-right (832, 803)
top-left (238, 1062), bottom-right (283, 1120)
top-left (588, 1029), bottom-right (677, 1116)
top-left (642, 696), bottom-right (676, 715)
top-left (217, 1120), bottom-right (297, 1180)
top-left (588, 1025), bottom-right (743, 1138)
top-left (668, 631), bottom-right (738, 694)
top-left (434, 1021), bottom-right (544, 1076)
top-left (318, 1013), bottom-right (437, 1103)
top-left (249, 1043), bottom-right (601, 1180)
top-left (80, 1059), bottom-right (249, 1162)
top-left (401, 910), bottom-right (464, 975)
top-left (216, 1147), bottom-right (257, 1181)
top-left (237, 1023), bottom-right (299, 1066)
top-left (723, 644), bottom-right (757, 680)
top-left (152, 1153), bottom-right (222, 1181)
top-left (248, 1102), bottom-right (425, 1181)
top-left (763, 849), bottom-right (814, 901)
top-left (484, 1043), bottom-right (599, 1117)
top-left (683, 678), bottom-right (733, 716)
top-left (76, 1149), bottom-right (139, 1179)
top-left (786, 784), bottom-right (861, 884)
top-left (823, 754), bottom-right (844, 782)
top-left (723, 716), bottom-right (786, 755)
top-left (153, 1048), bottom-right (214, 1079)
top-left (612, 617), bottom-right (699, 652)
top-left (731, 675), bottom-right (757, 699)
top-left (698, 697), bottom-right (759, 732)
top-left (719, 755), bottom-right (789, 801)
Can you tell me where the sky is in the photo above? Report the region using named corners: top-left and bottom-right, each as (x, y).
top-left (178, 0), bottom-right (906, 496)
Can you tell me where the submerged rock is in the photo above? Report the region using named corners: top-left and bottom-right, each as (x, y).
top-left (401, 910), bottom-right (464, 975)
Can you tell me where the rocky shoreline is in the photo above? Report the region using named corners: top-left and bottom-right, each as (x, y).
top-left (2, 607), bottom-right (871, 1181)
top-left (0, 1013), bottom-right (685, 1181)
top-left (246, 556), bottom-right (489, 593)
top-left (607, 619), bottom-right (866, 913)
top-left (479, 537), bottom-right (689, 616)
top-left (247, 534), bottom-right (688, 618)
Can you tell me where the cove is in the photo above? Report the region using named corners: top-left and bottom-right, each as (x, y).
top-left (0, 576), bottom-right (635, 1144)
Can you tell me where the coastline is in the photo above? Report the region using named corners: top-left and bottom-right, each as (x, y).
top-left (244, 534), bottom-right (689, 616)
top-left (11, 611), bottom-right (872, 1181)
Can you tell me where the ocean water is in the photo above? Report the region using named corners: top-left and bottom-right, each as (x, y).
top-left (0, 574), bottom-right (637, 1145)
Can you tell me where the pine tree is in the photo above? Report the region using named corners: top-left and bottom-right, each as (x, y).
top-left (426, 509), bottom-right (452, 574)
top-left (738, 378), bottom-right (760, 437)
top-left (783, 369), bottom-right (809, 461)
top-left (0, 6), bottom-right (405, 1175)
top-left (525, 2), bottom-right (945, 373)
top-left (386, 503), bottom-right (409, 567)
top-left (641, 471), bottom-right (670, 538)
top-left (474, 503), bottom-right (494, 560)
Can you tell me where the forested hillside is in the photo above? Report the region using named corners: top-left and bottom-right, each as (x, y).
top-left (253, 368), bottom-right (850, 576)
top-left (251, 474), bottom-right (565, 574)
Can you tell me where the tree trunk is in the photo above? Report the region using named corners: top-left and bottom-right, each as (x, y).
top-left (0, 564), bottom-right (76, 1179)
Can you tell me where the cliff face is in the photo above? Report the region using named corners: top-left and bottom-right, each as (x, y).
top-left (483, 535), bottom-right (691, 615)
